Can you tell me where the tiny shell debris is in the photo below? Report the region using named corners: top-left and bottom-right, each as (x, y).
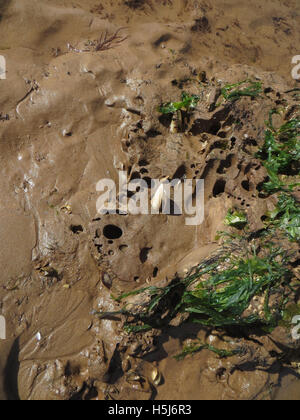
top-left (62, 129), bottom-right (72, 137)
top-left (126, 370), bottom-right (142, 383)
top-left (151, 183), bottom-right (165, 211)
top-left (151, 367), bottom-right (162, 386)
top-left (61, 204), bottom-right (72, 214)
top-left (170, 110), bottom-right (183, 134)
top-left (151, 177), bottom-right (169, 211)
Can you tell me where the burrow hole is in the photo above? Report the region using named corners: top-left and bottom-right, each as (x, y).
top-left (140, 247), bottom-right (152, 264)
top-left (70, 225), bottom-right (84, 234)
top-left (213, 179), bottom-right (226, 197)
top-left (103, 225), bottom-right (123, 240)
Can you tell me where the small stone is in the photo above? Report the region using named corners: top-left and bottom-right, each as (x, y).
top-left (102, 272), bottom-right (112, 289)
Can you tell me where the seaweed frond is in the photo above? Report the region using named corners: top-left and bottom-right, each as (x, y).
top-left (221, 79), bottom-right (262, 102)
top-left (257, 112), bottom-right (300, 194)
top-left (158, 91), bottom-right (200, 114)
top-left (174, 340), bottom-right (244, 361)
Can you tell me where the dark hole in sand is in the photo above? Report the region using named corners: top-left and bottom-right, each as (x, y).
top-left (159, 113), bottom-right (173, 128)
top-left (217, 154), bottom-right (234, 174)
top-left (70, 225), bottom-right (84, 234)
top-left (242, 180), bottom-right (250, 191)
top-left (153, 33), bottom-right (172, 47)
top-left (143, 177), bottom-right (152, 188)
top-left (172, 164), bottom-right (186, 180)
top-left (138, 159), bottom-right (149, 167)
top-left (146, 129), bottom-right (162, 138)
top-left (103, 225), bottom-right (123, 240)
top-left (191, 17), bottom-right (211, 33)
top-left (140, 247), bottom-right (152, 264)
top-left (191, 119), bottom-right (221, 136)
top-left (119, 245), bottom-right (128, 252)
top-left (213, 179), bottom-right (226, 197)
top-left (130, 171), bottom-right (141, 181)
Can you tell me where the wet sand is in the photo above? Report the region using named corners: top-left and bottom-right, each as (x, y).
top-left (0, 0), bottom-right (299, 400)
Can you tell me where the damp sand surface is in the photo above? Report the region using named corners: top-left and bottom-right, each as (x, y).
top-left (0, 0), bottom-right (300, 400)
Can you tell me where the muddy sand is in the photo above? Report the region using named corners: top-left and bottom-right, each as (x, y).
top-left (0, 0), bottom-right (299, 400)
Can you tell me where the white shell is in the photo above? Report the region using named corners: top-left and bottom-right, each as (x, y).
top-left (151, 183), bottom-right (165, 211)
top-left (151, 368), bottom-right (162, 386)
top-left (170, 119), bottom-right (178, 134)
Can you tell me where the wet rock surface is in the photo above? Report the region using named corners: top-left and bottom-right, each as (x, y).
top-left (0, 0), bottom-right (299, 400)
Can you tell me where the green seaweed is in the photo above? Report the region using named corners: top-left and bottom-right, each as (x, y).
top-left (117, 243), bottom-right (291, 334)
top-left (225, 209), bottom-right (248, 230)
top-left (174, 341), bottom-right (243, 361)
top-left (256, 112), bottom-right (300, 242)
top-left (94, 101), bottom-right (299, 361)
top-left (112, 287), bottom-right (151, 302)
top-left (158, 91), bottom-right (200, 114)
top-left (257, 112), bottom-right (300, 194)
top-left (264, 193), bottom-right (300, 242)
top-left (221, 80), bottom-right (262, 102)
top-left (177, 248), bottom-right (290, 328)
top-left (124, 324), bottom-right (153, 334)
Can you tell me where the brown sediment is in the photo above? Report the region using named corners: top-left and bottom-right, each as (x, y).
top-left (0, 0), bottom-right (299, 400)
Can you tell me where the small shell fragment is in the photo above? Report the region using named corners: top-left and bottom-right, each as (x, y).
top-left (151, 183), bottom-right (164, 211)
top-left (151, 177), bottom-right (169, 212)
top-left (62, 129), bottom-right (72, 137)
top-left (199, 141), bottom-right (208, 151)
top-left (61, 204), bottom-right (72, 215)
top-left (126, 370), bottom-right (142, 383)
top-left (170, 110), bottom-right (183, 134)
top-left (151, 368), bottom-right (162, 386)
top-left (170, 119), bottom-right (178, 134)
